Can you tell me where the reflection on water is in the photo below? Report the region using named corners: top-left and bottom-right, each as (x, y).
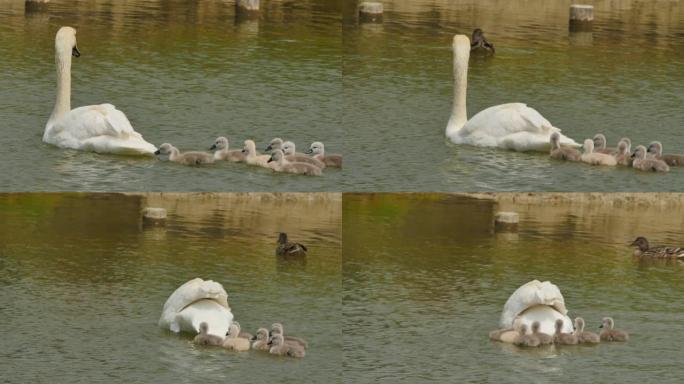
top-left (0, 0), bottom-right (342, 191)
top-left (343, 193), bottom-right (684, 383)
top-left (344, 0), bottom-right (684, 191)
top-left (0, 193), bottom-right (341, 383)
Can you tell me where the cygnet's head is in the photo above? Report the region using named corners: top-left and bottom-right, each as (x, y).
top-left (647, 141), bottom-right (663, 156)
top-left (242, 140), bottom-right (256, 155)
top-left (265, 138), bottom-right (283, 152)
top-left (255, 328), bottom-right (269, 341)
top-left (199, 322), bottom-right (209, 334)
top-left (268, 149), bottom-right (285, 163)
top-left (550, 132), bottom-right (561, 149)
top-left (155, 143), bottom-right (176, 155)
top-left (619, 137), bottom-right (631, 150)
top-left (269, 334), bottom-right (284, 346)
top-left (617, 140), bottom-right (628, 155)
top-left (583, 139), bottom-right (595, 154)
top-left (555, 319), bottom-right (564, 333)
top-left (518, 324), bottom-right (528, 335)
top-left (228, 323), bottom-right (240, 337)
top-left (631, 145), bottom-right (647, 160)
top-left (282, 141), bottom-right (296, 156)
top-left (210, 137), bottom-right (228, 151)
top-left (531, 321), bottom-right (542, 333)
top-left (271, 323), bottom-right (284, 335)
top-left (593, 134), bottom-right (607, 150)
top-left (574, 317), bottom-right (586, 332)
top-left (56, 26), bottom-right (80, 58)
top-left (630, 236), bottom-right (649, 251)
top-left (305, 142), bottom-right (324, 155)
top-left (600, 317), bottom-right (614, 330)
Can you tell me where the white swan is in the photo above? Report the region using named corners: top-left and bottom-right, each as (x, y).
top-left (499, 280), bottom-right (573, 337)
top-left (42, 27), bottom-right (156, 155)
top-left (445, 35), bottom-right (579, 152)
top-left (158, 278), bottom-right (234, 337)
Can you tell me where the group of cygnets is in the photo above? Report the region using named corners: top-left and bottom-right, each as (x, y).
top-left (193, 321), bottom-right (307, 358)
top-left (154, 137), bottom-right (342, 176)
top-left (550, 133), bottom-right (683, 173)
top-left (490, 316), bottom-right (629, 348)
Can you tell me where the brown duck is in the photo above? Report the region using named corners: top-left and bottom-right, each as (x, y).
top-left (276, 233), bottom-right (307, 256)
top-left (630, 237), bottom-right (684, 259)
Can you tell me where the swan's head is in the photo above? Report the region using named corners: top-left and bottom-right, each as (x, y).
top-left (647, 141), bottom-right (663, 156)
top-left (268, 149), bottom-right (284, 163)
top-left (574, 317), bottom-right (585, 332)
top-left (282, 141), bottom-right (296, 156)
top-left (269, 334), bottom-right (284, 346)
top-left (199, 322), bottom-right (209, 334)
top-left (255, 328), bottom-right (269, 341)
top-left (630, 236), bottom-right (649, 251)
top-left (242, 139), bottom-right (256, 155)
top-left (592, 134), bottom-right (607, 150)
top-left (210, 137), bottom-right (228, 151)
top-left (154, 143), bottom-right (176, 156)
top-left (582, 139), bottom-right (594, 154)
top-left (550, 132), bottom-right (561, 149)
top-left (631, 145), bottom-right (647, 160)
top-left (55, 26), bottom-right (80, 58)
top-left (265, 137), bottom-right (283, 152)
top-left (452, 34), bottom-right (471, 62)
top-left (599, 317), bottom-right (614, 330)
top-left (305, 141), bottom-right (324, 155)
top-left (554, 319), bottom-right (564, 334)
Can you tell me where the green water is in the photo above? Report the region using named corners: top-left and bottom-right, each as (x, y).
top-left (0, 193), bottom-right (342, 383)
top-left (343, 193), bottom-right (684, 383)
top-left (344, 0), bottom-right (684, 191)
top-left (0, 0), bottom-right (343, 191)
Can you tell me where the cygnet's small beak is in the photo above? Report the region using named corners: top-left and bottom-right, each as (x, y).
top-left (241, 149), bottom-right (247, 153)
top-left (209, 144), bottom-right (217, 150)
top-left (154, 150), bottom-right (160, 155)
top-left (304, 149), bottom-right (313, 154)
top-left (267, 157), bottom-right (274, 163)
top-left (250, 335), bottom-right (257, 341)
top-left (264, 145), bottom-right (273, 152)
top-left (72, 46), bottom-right (81, 58)
top-left (599, 324), bottom-right (603, 328)
top-left (630, 153), bottom-right (636, 158)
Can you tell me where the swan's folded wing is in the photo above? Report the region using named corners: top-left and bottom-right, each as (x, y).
top-left (462, 103), bottom-right (550, 138)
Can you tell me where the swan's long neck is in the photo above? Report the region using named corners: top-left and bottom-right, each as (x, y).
top-left (446, 40), bottom-right (469, 138)
top-left (48, 50), bottom-right (72, 126)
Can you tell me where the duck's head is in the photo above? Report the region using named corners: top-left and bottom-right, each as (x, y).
top-left (630, 236), bottom-right (649, 251)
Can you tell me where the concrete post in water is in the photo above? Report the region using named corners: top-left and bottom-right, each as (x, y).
top-left (569, 5), bottom-right (593, 32)
top-left (494, 211), bottom-right (519, 231)
top-left (143, 207), bottom-right (167, 225)
top-left (236, 0), bottom-right (259, 18)
top-left (25, 0), bottom-right (50, 11)
top-left (359, 2), bottom-right (383, 23)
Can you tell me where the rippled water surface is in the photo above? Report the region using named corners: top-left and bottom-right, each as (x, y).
top-left (343, 193), bottom-right (684, 383)
top-left (0, 0), bottom-right (342, 191)
top-left (344, 0), bottom-right (684, 191)
top-left (0, 193), bottom-right (342, 383)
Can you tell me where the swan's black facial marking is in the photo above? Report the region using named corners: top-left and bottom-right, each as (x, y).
top-left (72, 46), bottom-right (80, 57)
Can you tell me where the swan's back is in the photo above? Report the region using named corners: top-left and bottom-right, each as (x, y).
top-left (456, 103), bottom-right (577, 151)
top-left (158, 278), bottom-right (232, 336)
top-left (45, 104), bottom-right (156, 155)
